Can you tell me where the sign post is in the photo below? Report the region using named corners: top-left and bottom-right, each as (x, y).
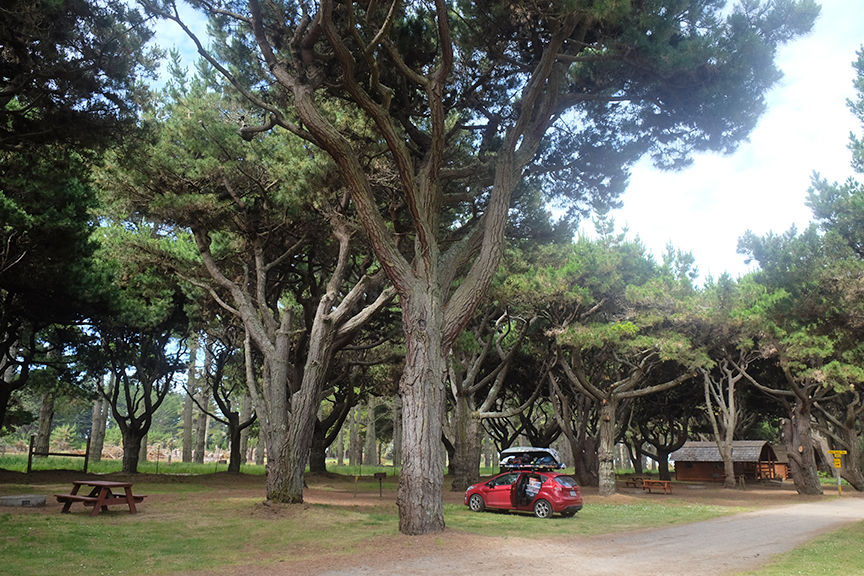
top-left (827, 450), bottom-right (847, 495)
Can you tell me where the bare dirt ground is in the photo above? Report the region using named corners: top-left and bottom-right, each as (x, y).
top-left (4, 469), bottom-right (864, 576)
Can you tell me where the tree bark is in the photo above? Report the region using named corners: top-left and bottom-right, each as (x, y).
top-left (34, 390), bottom-right (55, 457)
top-left (308, 418), bottom-right (328, 473)
top-left (194, 343), bottom-right (211, 464)
top-left (349, 405), bottom-right (360, 466)
top-left (255, 437), bottom-right (265, 465)
top-left (193, 408), bottom-right (209, 464)
top-left (138, 432), bottom-right (148, 463)
top-left (839, 422), bottom-right (864, 490)
top-left (182, 336), bottom-right (198, 463)
top-left (364, 397), bottom-right (378, 466)
top-left (227, 413), bottom-right (242, 473)
top-left (597, 399), bottom-right (618, 497)
top-left (239, 393), bottom-right (252, 465)
top-left (122, 429), bottom-right (143, 474)
top-left (397, 292), bottom-right (447, 535)
top-left (90, 374), bottom-right (114, 461)
top-left (783, 407), bottom-right (824, 495)
top-left (336, 427), bottom-right (345, 466)
top-left (449, 391), bottom-right (482, 491)
top-left (392, 396), bottom-right (402, 468)
top-left (88, 393), bottom-right (104, 462)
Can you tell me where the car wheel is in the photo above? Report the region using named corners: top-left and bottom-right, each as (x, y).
top-left (533, 499), bottom-right (553, 519)
top-left (468, 494), bottom-right (486, 512)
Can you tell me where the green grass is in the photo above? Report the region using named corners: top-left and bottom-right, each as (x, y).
top-left (0, 493), bottom-right (739, 576)
top-left (0, 467), bottom-right (747, 576)
top-left (446, 500), bottom-right (744, 538)
top-left (2, 459), bottom-right (856, 576)
top-left (0, 454), bottom-right (266, 475)
top-left (734, 521), bottom-right (864, 575)
top-left (0, 478), bottom-right (400, 576)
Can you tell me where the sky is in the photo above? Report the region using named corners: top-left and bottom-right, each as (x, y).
top-left (598, 2), bottom-right (864, 280)
top-left (152, 2), bottom-right (863, 281)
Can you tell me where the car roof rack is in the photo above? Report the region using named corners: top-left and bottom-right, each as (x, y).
top-left (498, 447), bottom-right (565, 472)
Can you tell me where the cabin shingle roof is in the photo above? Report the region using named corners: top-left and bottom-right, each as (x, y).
top-left (671, 441), bottom-right (777, 463)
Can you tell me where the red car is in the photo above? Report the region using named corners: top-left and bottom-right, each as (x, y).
top-left (464, 470), bottom-right (583, 518)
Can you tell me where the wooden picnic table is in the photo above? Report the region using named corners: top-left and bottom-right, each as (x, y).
top-left (641, 479), bottom-right (673, 494)
top-left (624, 476), bottom-right (649, 488)
top-left (55, 480), bottom-right (145, 516)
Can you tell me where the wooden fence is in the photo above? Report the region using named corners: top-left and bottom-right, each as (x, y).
top-left (27, 435), bottom-right (91, 474)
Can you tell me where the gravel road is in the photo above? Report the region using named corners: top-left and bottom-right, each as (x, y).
top-left (317, 497), bottom-right (864, 576)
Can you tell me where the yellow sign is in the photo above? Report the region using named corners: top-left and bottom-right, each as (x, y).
top-left (827, 450), bottom-right (847, 455)
top-left (834, 458), bottom-right (843, 468)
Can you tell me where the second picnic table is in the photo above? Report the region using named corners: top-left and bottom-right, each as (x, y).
top-left (55, 480), bottom-right (145, 516)
top-left (641, 479), bottom-right (673, 494)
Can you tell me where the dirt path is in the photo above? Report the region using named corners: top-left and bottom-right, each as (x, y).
top-left (314, 497), bottom-right (864, 576)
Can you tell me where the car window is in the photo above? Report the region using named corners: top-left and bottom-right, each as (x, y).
top-left (487, 473), bottom-right (518, 487)
top-left (553, 475), bottom-right (578, 488)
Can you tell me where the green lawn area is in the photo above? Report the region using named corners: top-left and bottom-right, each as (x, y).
top-left (0, 467), bottom-right (744, 576)
top-left (734, 521), bottom-right (864, 576)
top-left (1, 457), bottom-right (861, 576)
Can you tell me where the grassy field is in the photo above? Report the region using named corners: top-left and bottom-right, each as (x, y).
top-left (0, 453), bottom-right (411, 476)
top-left (733, 521), bottom-right (864, 575)
top-left (1, 457), bottom-right (862, 576)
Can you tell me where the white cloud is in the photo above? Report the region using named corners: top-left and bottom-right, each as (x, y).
top-left (598, 3), bottom-right (863, 280)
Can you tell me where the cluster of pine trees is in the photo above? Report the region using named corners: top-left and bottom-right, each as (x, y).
top-left (7, 0), bottom-right (864, 536)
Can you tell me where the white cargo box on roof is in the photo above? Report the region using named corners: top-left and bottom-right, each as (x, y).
top-left (499, 446), bottom-right (564, 471)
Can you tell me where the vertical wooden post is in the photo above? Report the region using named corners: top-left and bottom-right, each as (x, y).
top-left (83, 436), bottom-right (91, 474)
top-left (27, 435), bottom-right (35, 474)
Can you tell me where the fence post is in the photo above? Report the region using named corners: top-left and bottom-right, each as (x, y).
top-left (27, 435), bottom-right (35, 474)
top-left (84, 436), bottom-right (91, 474)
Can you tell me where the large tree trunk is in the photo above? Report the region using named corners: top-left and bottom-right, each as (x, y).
top-left (121, 429), bottom-right (143, 474)
top-left (255, 339), bottom-right (292, 501)
top-left (397, 293), bottom-right (447, 535)
top-left (182, 336), bottom-right (198, 463)
top-left (574, 414), bottom-right (600, 486)
top-left (227, 414), bottom-right (242, 473)
top-left (364, 397), bottom-right (378, 465)
top-left (268, 290), bottom-right (340, 502)
top-left (720, 442), bottom-right (736, 488)
top-left (255, 437), bottom-right (265, 465)
top-left (349, 405), bottom-right (360, 466)
top-left (336, 427), bottom-right (345, 466)
top-left (449, 392), bottom-right (482, 492)
top-left (90, 374), bottom-right (114, 461)
top-left (182, 388), bottom-right (195, 463)
top-left (88, 378), bottom-right (111, 463)
top-left (784, 405), bottom-right (823, 495)
top-left (656, 449), bottom-right (675, 481)
top-left (839, 422), bottom-right (864, 491)
top-left (34, 390), bottom-right (55, 457)
top-left (193, 408), bottom-right (209, 464)
top-left (308, 419), bottom-right (328, 473)
top-left (597, 399), bottom-right (618, 497)
top-left (239, 394), bottom-right (252, 465)
top-left (138, 432), bottom-right (148, 463)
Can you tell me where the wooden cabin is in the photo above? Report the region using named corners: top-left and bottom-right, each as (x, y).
top-left (671, 441), bottom-right (789, 482)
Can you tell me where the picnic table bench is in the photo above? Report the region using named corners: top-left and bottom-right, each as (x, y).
top-left (624, 476), bottom-right (648, 488)
top-left (55, 480), bottom-right (145, 516)
top-left (641, 479), bottom-right (673, 494)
